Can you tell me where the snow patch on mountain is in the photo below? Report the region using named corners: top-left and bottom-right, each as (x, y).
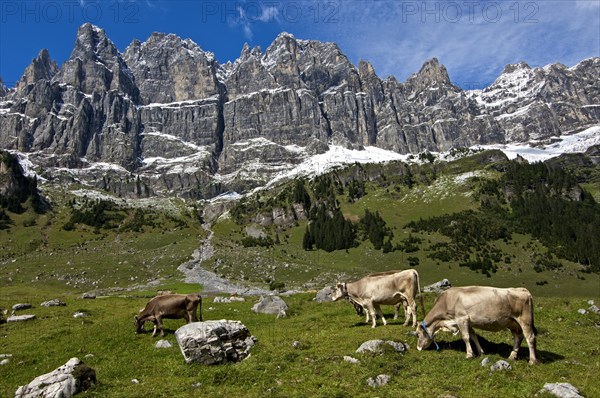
top-left (477, 126), bottom-right (600, 162)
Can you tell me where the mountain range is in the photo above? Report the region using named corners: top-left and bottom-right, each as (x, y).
top-left (0, 23), bottom-right (598, 199)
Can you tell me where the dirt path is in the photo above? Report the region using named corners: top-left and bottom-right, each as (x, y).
top-left (177, 224), bottom-right (270, 296)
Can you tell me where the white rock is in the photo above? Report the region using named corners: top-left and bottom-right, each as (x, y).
top-left (343, 356), bottom-right (360, 364)
top-left (540, 382), bottom-right (584, 398)
top-left (7, 314), bottom-right (36, 322)
top-left (155, 340), bottom-right (172, 349)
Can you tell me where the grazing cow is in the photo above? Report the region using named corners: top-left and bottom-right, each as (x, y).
top-left (416, 286), bottom-right (538, 364)
top-left (333, 269), bottom-right (423, 328)
top-left (134, 293), bottom-right (202, 337)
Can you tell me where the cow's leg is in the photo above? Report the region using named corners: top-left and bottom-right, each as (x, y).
top-left (469, 327), bottom-right (485, 356)
top-left (375, 304), bottom-right (387, 326)
top-left (456, 318), bottom-right (474, 359)
top-left (509, 328), bottom-right (523, 361)
top-left (408, 300), bottom-right (418, 327)
top-left (393, 302), bottom-right (402, 320)
top-left (365, 303), bottom-right (378, 328)
top-left (520, 324), bottom-right (537, 365)
top-left (154, 316), bottom-right (164, 337)
top-left (364, 305), bottom-right (370, 324)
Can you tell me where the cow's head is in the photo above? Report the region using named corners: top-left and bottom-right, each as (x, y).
top-left (331, 283), bottom-right (347, 301)
top-left (134, 315), bottom-right (144, 334)
top-left (415, 323), bottom-right (433, 351)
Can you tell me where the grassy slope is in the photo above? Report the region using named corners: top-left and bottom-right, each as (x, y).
top-left (1, 292), bottom-right (599, 397)
top-left (209, 166), bottom-right (600, 297)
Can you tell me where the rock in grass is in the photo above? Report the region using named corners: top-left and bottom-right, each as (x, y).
top-left (577, 309), bottom-right (587, 315)
top-left (367, 374), bottom-right (391, 387)
top-left (480, 357), bottom-right (490, 367)
top-left (343, 356), bottom-right (360, 364)
top-left (314, 286), bottom-right (334, 302)
top-left (356, 340), bottom-right (408, 354)
top-left (14, 357), bottom-right (96, 398)
top-left (155, 340), bottom-right (172, 349)
top-left (175, 320), bottom-right (257, 365)
top-left (490, 360), bottom-right (512, 371)
top-left (41, 299), bottom-right (66, 307)
top-left (73, 312), bottom-right (88, 318)
top-left (12, 303), bottom-right (32, 311)
top-left (82, 292), bottom-right (96, 299)
top-left (7, 314), bottom-right (36, 322)
top-left (588, 305), bottom-right (600, 314)
top-left (539, 383), bottom-right (584, 398)
top-left (251, 296), bottom-right (288, 316)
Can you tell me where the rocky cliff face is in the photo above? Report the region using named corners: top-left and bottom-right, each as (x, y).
top-left (0, 24), bottom-right (598, 199)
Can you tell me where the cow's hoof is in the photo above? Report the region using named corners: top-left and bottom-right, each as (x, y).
top-left (528, 359), bottom-right (538, 365)
top-left (509, 353), bottom-right (518, 361)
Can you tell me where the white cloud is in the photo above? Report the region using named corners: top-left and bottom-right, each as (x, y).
top-left (286, 0), bottom-right (600, 88)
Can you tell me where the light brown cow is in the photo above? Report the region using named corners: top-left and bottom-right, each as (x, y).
top-left (332, 269), bottom-right (423, 328)
top-left (416, 286), bottom-right (538, 364)
top-left (134, 293), bottom-right (202, 337)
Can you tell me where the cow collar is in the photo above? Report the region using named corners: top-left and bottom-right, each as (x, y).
top-left (421, 321), bottom-right (440, 352)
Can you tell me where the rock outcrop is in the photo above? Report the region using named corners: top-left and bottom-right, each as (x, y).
top-left (14, 357), bottom-right (96, 398)
top-left (1, 24), bottom-right (598, 199)
top-left (175, 320), bottom-right (256, 365)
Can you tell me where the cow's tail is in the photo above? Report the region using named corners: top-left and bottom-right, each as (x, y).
top-left (416, 272), bottom-right (425, 318)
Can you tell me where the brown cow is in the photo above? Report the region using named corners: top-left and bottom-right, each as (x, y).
top-left (332, 269), bottom-right (423, 328)
top-left (416, 286), bottom-right (538, 364)
top-left (134, 293), bottom-right (202, 337)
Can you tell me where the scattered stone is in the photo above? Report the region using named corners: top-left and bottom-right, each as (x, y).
top-left (12, 303), bottom-right (32, 311)
top-left (367, 374), bottom-right (391, 387)
top-left (14, 357), bottom-right (96, 398)
top-left (0, 354), bottom-right (13, 358)
top-left (155, 340), bottom-right (172, 349)
top-left (314, 286), bottom-right (334, 302)
top-left (73, 312), bottom-right (88, 318)
top-left (577, 309), bottom-right (587, 315)
top-left (423, 279), bottom-right (452, 294)
top-left (175, 320), bottom-right (257, 365)
top-left (82, 293), bottom-right (96, 299)
top-left (7, 314), bottom-right (36, 323)
top-left (356, 340), bottom-right (408, 354)
top-left (343, 356), bottom-right (360, 364)
top-left (539, 383), bottom-right (584, 398)
top-left (490, 360), bottom-right (512, 371)
top-left (588, 300), bottom-right (595, 306)
top-left (292, 341), bottom-right (301, 349)
top-left (192, 382), bottom-right (203, 389)
top-left (588, 305), bottom-right (600, 314)
top-left (480, 357), bottom-right (490, 367)
top-left (41, 299), bottom-right (66, 307)
top-left (251, 296), bottom-right (288, 317)
top-left (213, 296), bottom-right (246, 303)
top-left (1, 359), bottom-right (9, 366)
top-left (131, 379), bottom-right (140, 384)
top-left (84, 354), bottom-right (95, 359)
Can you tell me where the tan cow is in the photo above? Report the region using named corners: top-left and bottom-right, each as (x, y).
top-left (416, 286), bottom-right (538, 364)
top-left (332, 269), bottom-right (423, 328)
top-left (134, 293), bottom-right (202, 337)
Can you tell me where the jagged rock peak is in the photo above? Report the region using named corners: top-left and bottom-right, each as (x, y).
top-left (71, 23), bottom-right (118, 60)
top-left (16, 49), bottom-right (58, 95)
top-left (359, 60), bottom-right (377, 79)
top-left (501, 61), bottom-right (531, 74)
top-left (415, 57), bottom-right (451, 84)
top-left (0, 76), bottom-right (7, 96)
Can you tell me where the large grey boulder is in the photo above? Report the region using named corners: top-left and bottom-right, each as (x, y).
top-left (539, 383), bottom-right (584, 398)
top-left (251, 296), bottom-right (288, 317)
top-left (14, 357), bottom-right (96, 398)
top-left (175, 320), bottom-right (257, 365)
top-left (12, 303), bottom-right (32, 311)
top-left (314, 286), bottom-right (334, 303)
top-left (7, 315), bottom-right (36, 323)
top-left (356, 340), bottom-right (408, 354)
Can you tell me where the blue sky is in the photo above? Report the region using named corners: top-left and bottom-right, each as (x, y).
top-left (1, 0), bottom-right (599, 89)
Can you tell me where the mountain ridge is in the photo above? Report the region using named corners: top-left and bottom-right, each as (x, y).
top-left (0, 23), bottom-right (598, 199)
